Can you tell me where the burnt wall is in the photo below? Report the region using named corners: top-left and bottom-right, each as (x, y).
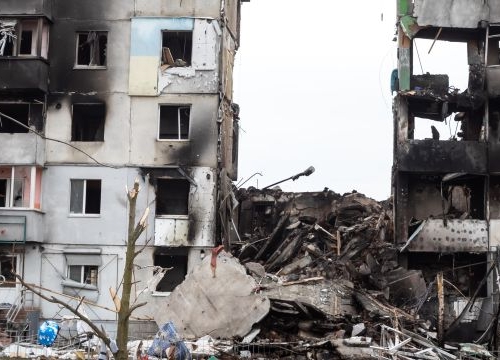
top-left (1, 0), bottom-right (52, 17)
top-left (48, 20), bottom-right (129, 94)
top-left (397, 140), bottom-right (487, 173)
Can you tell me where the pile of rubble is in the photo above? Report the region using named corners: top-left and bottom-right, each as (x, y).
top-left (152, 188), bottom-right (495, 359)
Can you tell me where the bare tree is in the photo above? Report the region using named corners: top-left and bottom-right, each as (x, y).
top-left (17, 179), bottom-right (149, 360)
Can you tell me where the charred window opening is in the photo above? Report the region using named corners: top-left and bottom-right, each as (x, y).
top-left (72, 103), bottom-right (105, 141)
top-left (156, 179), bottom-right (190, 216)
top-left (158, 105), bottom-right (190, 140)
top-left (76, 31), bottom-right (107, 67)
top-left (408, 252), bottom-right (487, 297)
top-left (70, 179), bottom-right (101, 215)
top-left (252, 201), bottom-right (275, 235)
top-left (487, 25), bottom-right (500, 66)
top-left (0, 103), bottom-right (29, 133)
top-left (161, 31), bottom-right (192, 67)
top-left (0, 255), bottom-right (16, 288)
top-left (410, 110), bottom-right (484, 141)
top-left (154, 248), bottom-right (188, 292)
top-left (489, 176), bottom-right (500, 219)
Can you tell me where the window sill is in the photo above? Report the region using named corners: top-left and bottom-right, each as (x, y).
top-left (61, 279), bottom-right (98, 291)
top-left (68, 214), bottom-right (101, 218)
top-left (151, 291), bottom-right (171, 297)
top-left (0, 207), bottom-right (44, 213)
top-left (73, 65), bottom-right (107, 70)
top-left (156, 139), bottom-right (190, 142)
top-left (155, 215), bottom-right (188, 219)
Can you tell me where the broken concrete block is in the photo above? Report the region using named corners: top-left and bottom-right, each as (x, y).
top-left (351, 323), bottom-right (365, 337)
top-left (343, 336), bottom-right (372, 347)
top-left (245, 262), bottom-right (266, 278)
top-left (152, 251), bottom-right (270, 339)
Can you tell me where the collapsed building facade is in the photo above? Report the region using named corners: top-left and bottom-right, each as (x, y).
top-left (0, 0), bottom-right (244, 337)
top-left (393, 0), bottom-right (500, 344)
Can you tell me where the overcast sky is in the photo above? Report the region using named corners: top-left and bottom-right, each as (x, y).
top-left (233, 1), bottom-right (398, 200)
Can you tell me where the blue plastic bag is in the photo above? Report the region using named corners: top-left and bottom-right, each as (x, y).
top-left (148, 322), bottom-right (190, 360)
top-left (38, 320), bottom-right (59, 346)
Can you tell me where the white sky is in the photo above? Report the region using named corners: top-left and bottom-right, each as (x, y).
top-left (233, 0), bottom-right (398, 200)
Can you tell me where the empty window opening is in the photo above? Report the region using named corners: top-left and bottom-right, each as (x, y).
top-left (154, 249), bottom-right (188, 292)
top-left (70, 179), bottom-right (101, 215)
top-left (489, 176), bottom-right (500, 219)
top-left (158, 105), bottom-right (190, 140)
top-left (411, 114), bottom-right (476, 141)
top-left (156, 178), bottom-right (189, 216)
top-left (487, 26), bottom-right (500, 66)
top-left (68, 265), bottom-right (98, 286)
top-left (0, 103), bottom-right (29, 133)
top-left (76, 31), bottom-right (107, 67)
top-left (161, 31), bottom-right (192, 66)
top-left (412, 39), bottom-right (468, 91)
top-left (72, 103), bottom-right (105, 141)
top-left (18, 20), bottom-right (37, 56)
top-left (0, 255), bottom-right (16, 288)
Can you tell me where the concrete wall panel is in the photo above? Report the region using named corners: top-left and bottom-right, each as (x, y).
top-left (129, 95), bottom-right (218, 167)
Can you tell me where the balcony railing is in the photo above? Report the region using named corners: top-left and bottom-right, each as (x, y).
top-left (0, 210), bottom-right (44, 243)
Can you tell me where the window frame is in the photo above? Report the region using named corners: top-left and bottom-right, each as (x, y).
top-left (161, 30), bottom-right (193, 67)
top-left (74, 31), bottom-right (108, 69)
top-left (155, 178), bottom-right (190, 217)
top-left (69, 179), bottom-right (102, 217)
top-left (157, 104), bottom-right (191, 141)
top-left (67, 264), bottom-right (99, 286)
top-left (71, 103), bottom-right (106, 142)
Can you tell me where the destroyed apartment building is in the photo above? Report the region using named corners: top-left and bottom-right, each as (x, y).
top-left (2, 0), bottom-right (500, 359)
top-left (0, 0), bottom-right (244, 339)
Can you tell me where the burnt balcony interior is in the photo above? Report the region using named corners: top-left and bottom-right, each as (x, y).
top-left (404, 174), bottom-right (486, 238)
top-left (404, 28), bottom-right (487, 142)
top-left (0, 101), bottom-right (44, 133)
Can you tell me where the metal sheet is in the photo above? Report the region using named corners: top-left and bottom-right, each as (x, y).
top-left (154, 217), bottom-right (189, 246)
top-left (405, 219), bottom-right (488, 252)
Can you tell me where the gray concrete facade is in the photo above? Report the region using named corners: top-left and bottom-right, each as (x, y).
top-left (0, 0), bottom-right (244, 335)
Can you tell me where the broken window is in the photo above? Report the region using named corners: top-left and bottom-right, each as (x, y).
top-left (0, 255), bottom-right (16, 288)
top-left (0, 103), bottom-right (29, 133)
top-left (68, 265), bottom-right (98, 286)
top-left (76, 31), bottom-right (107, 67)
top-left (158, 105), bottom-right (190, 140)
top-left (70, 179), bottom-right (101, 215)
top-left (156, 179), bottom-right (189, 216)
top-left (161, 31), bottom-right (192, 67)
top-left (154, 248), bottom-right (188, 292)
top-left (0, 20), bottom-right (16, 56)
top-left (71, 103), bottom-right (105, 141)
top-left (0, 166), bottom-right (40, 208)
top-left (0, 19), bottom-right (49, 58)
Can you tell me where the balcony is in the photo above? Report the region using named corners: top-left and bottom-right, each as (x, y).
top-left (0, 133), bottom-right (45, 166)
top-left (396, 140), bottom-right (487, 173)
top-left (0, 210), bottom-right (44, 243)
top-left (0, 58), bottom-right (49, 93)
top-left (154, 217), bottom-right (189, 246)
top-left (1, 0), bottom-right (52, 18)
